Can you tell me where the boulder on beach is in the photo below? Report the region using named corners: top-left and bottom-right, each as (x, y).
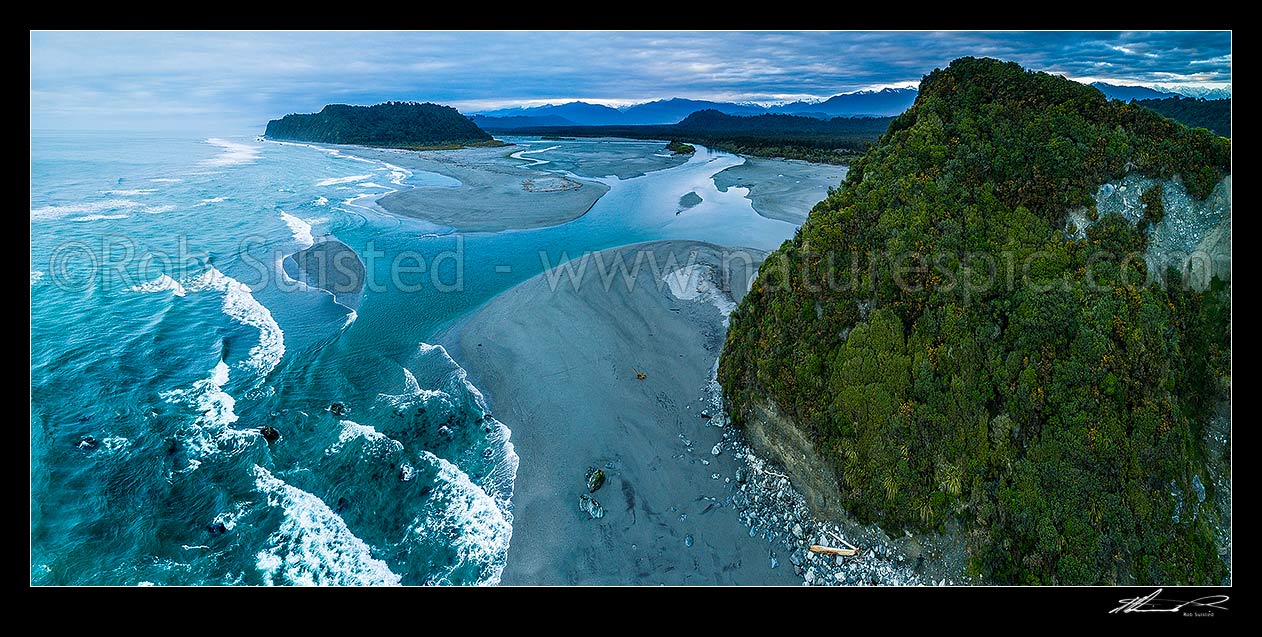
top-left (579, 494), bottom-right (605, 519)
top-left (585, 467), bottom-right (605, 493)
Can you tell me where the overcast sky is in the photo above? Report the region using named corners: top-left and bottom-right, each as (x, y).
top-left (30, 30), bottom-right (1232, 133)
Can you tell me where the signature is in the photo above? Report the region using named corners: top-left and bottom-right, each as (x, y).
top-left (1110, 589), bottom-right (1230, 614)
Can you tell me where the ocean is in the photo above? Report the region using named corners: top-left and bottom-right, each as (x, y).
top-left (29, 131), bottom-right (803, 585)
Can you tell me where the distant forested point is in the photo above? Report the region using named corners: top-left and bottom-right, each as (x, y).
top-left (490, 110), bottom-right (894, 164)
top-left (265, 102), bottom-right (493, 148)
top-left (1133, 97), bottom-right (1231, 137)
top-left (666, 140), bottom-right (695, 154)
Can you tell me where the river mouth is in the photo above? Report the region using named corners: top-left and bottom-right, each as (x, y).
top-left (31, 132), bottom-right (847, 585)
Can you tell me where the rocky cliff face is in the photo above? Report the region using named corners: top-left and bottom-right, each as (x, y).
top-left (1066, 173), bottom-right (1231, 290)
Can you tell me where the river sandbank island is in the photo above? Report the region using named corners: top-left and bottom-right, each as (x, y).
top-left (356, 139), bottom-right (691, 233)
top-left (712, 157), bottom-right (848, 225)
top-left (362, 145), bottom-right (609, 233)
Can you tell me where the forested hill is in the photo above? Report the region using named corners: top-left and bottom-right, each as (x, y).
top-left (265, 102), bottom-right (493, 148)
top-left (719, 57), bottom-right (1231, 585)
top-left (492, 111), bottom-right (893, 164)
top-left (674, 109), bottom-right (888, 135)
top-left (1133, 96), bottom-right (1231, 137)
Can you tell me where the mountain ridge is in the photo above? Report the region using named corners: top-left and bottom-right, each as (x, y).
top-left (474, 82), bottom-right (1227, 127)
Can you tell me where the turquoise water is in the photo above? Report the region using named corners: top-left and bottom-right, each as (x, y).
top-left (30, 131), bottom-right (804, 585)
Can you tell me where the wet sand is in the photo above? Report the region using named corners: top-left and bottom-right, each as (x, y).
top-left (515, 138), bottom-right (690, 180)
top-left (440, 240), bottom-right (800, 585)
top-left (712, 157), bottom-right (847, 225)
top-left (361, 146), bottom-right (611, 233)
top-left (282, 239), bottom-right (365, 310)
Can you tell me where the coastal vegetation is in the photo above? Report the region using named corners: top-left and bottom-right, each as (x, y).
top-left (666, 140), bottom-right (696, 154)
top-left (265, 102), bottom-right (493, 148)
top-left (719, 58), bottom-right (1231, 585)
top-left (1133, 96), bottom-right (1231, 137)
top-left (490, 111), bottom-right (893, 164)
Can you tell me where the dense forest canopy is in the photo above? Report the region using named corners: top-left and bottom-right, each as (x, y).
top-left (674, 109), bottom-right (889, 134)
top-left (265, 102), bottom-right (492, 148)
top-left (719, 58), bottom-right (1231, 585)
top-left (1133, 96), bottom-right (1231, 137)
top-left (489, 111), bottom-right (894, 164)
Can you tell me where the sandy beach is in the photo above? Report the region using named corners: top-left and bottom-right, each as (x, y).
top-left (282, 239), bottom-right (365, 310)
top-left (712, 157), bottom-right (848, 225)
top-left (441, 240), bottom-right (803, 585)
top-left (357, 140), bottom-right (691, 233)
top-left (351, 146), bottom-right (608, 233)
top-left (519, 137), bottom-right (690, 180)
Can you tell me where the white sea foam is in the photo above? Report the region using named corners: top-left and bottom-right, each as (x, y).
top-left (404, 344), bottom-right (519, 514)
top-left (143, 205), bottom-right (176, 214)
top-left (318, 145), bottom-right (377, 164)
top-left (358, 182), bottom-right (388, 190)
top-left (185, 268), bottom-right (285, 383)
top-left (159, 360), bottom-right (242, 464)
top-left (30, 271), bottom-right (44, 286)
top-left (97, 436), bottom-right (132, 454)
top-left (382, 162), bottom-right (411, 186)
top-left (202, 138), bottom-right (262, 167)
top-left (266, 140), bottom-right (378, 165)
top-left (313, 196), bottom-right (329, 206)
top-left (201, 196), bottom-right (228, 204)
top-left (280, 212), bottom-right (315, 250)
top-left (212, 501), bottom-right (249, 532)
top-left (210, 359), bottom-right (230, 385)
top-left (103, 189), bottom-right (156, 196)
top-left (252, 465), bottom-right (401, 586)
top-left (70, 213), bottom-right (129, 222)
top-left (406, 451), bottom-right (513, 585)
top-left (151, 178), bottom-right (183, 183)
top-left (377, 366), bottom-right (446, 408)
top-left (131, 274), bottom-right (187, 297)
top-left (275, 144), bottom-right (412, 193)
top-left (324, 419), bottom-right (403, 458)
top-left (316, 174), bottom-right (372, 187)
top-left (399, 463), bottom-right (417, 481)
top-left (31, 198), bottom-right (141, 220)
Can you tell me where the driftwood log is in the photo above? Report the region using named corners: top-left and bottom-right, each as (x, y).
top-left (809, 544), bottom-right (858, 557)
